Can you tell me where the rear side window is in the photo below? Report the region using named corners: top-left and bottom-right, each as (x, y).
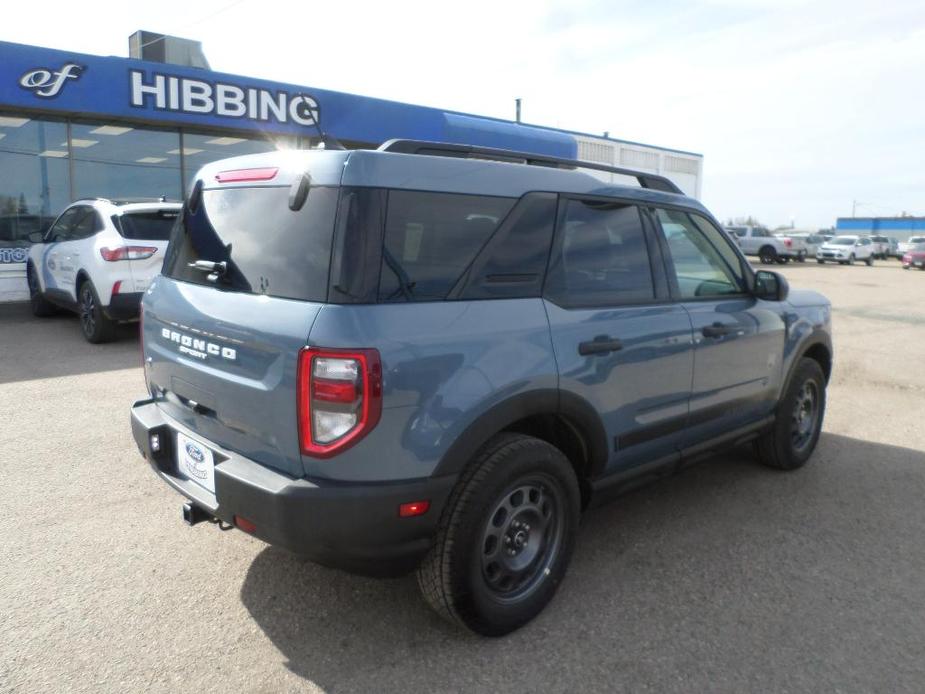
top-left (116, 210), bottom-right (180, 240)
top-left (544, 199), bottom-right (655, 308)
top-left (457, 192), bottom-right (557, 300)
top-left (379, 191), bottom-right (514, 302)
top-left (163, 186), bottom-right (338, 302)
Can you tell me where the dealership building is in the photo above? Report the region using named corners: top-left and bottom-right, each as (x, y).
top-left (0, 37), bottom-right (703, 302)
top-left (835, 216), bottom-right (925, 241)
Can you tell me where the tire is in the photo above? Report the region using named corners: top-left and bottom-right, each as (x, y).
top-left (865, 255), bottom-right (874, 266)
top-left (756, 358), bottom-right (826, 471)
top-left (78, 280), bottom-right (117, 344)
top-left (417, 433), bottom-right (580, 636)
top-left (847, 254), bottom-right (855, 266)
top-left (816, 259), bottom-right (824, 264)
top-left (797, 253), bottom-right (806, 263)
top-left (26, 264), bottom-right (56, 317)
top-left (758, 246), bottom-right (777, 264)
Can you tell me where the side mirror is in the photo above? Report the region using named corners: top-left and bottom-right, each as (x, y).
top-left (754, 270), bottom-right (789, 302)
top-left (28, 230), bottom-right (44, 243)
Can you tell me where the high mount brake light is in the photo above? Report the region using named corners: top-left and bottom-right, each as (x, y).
top-left (215, 167), bottom-right (279, 183)
top-left (100, 246), bottom-right (157, 261)
top-left (297, 347), bottom-right (382, 458)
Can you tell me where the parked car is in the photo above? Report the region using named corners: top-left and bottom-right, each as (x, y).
top-left (868, 235), bottom-right (892, 260)
top-left (26, 198), bottom-right (180, 342)
top-left (774, 233), bottom-right (808, 262)
top-left (725, 225), bottom-right (796, 263)
top-left (788, 233), bottom-right (825, 258)
top-left (901, 243), bottom-right (925, 270)
top-left (816, 235), bottom-right (875, 265)
top-left (131, 140), bottom-right (833, 636)
top-left (886, 237), bottom-right (901, 259)
top-left (898, 235), bottom-right (925, 257)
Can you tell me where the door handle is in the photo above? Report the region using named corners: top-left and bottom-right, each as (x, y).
top-left (578, 336), bottom-right (624, 356)
top-left (701, 322), bottom-right (732, 338)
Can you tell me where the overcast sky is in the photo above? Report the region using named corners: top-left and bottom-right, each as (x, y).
top-left (6, 0), bottom-right (925, 228)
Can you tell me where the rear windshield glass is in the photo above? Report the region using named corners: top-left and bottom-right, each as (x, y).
top-left (162, 186), bottom-right (338, 302)
top-left (832, 238), bottom-right (855, 245)
top-left (115, 210), bottom-right (179, 240)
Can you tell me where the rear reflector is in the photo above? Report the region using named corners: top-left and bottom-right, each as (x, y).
top-left (234, 515), bottom-right (257, 533)
top-left (215, 167), bottom-right (279, 183)
top-left (399, 501), bottom-right (430, 518)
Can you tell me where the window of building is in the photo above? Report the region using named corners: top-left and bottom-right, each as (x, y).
top-left (71, 122), bottom-right (182, 201)
top-left (379, 191), bottom-right (514, 302)
top-left (544, 199), bottom-right (655, 308)
top-left (0, 116), bottom-right (69, 249)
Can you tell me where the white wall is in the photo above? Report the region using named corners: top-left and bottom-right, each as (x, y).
top-left (574, 135), bottom-right (703, 199)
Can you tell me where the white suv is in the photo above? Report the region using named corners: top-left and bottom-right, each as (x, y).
top-left (26, 198), bottom-right (180, 342)
top-left (816, 235), bottom-right (875, 266)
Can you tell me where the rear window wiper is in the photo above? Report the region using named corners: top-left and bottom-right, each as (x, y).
top-left (188, 260), bottom-right (228, 283)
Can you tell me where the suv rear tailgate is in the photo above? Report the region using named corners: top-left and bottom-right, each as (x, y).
top-left (143, 278), bottom-right (321, 478)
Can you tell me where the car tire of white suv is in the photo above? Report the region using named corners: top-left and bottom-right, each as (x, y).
top-left (78, 280), bottom-right (117, 343)
top-left (27, 264), bottom-right (56, 317)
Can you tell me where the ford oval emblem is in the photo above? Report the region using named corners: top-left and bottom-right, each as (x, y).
top-left (185, 441), bottom-right (205, 463)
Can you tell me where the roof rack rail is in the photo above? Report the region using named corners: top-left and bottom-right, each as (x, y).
top-left (378, 139), bottom-right (683, 195)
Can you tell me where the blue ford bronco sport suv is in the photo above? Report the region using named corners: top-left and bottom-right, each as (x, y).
top-left (131, 140), bottom-right (832, 636)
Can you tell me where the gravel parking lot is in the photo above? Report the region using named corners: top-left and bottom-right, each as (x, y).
top-left (2, 261), bottom-right (924, 694)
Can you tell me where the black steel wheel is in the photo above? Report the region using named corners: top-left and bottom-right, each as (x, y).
top-left (27, 265), bottom-right (56, 317)
top-left (479, 476), bottom-right (565, 601)
top-left (78, 281), bottom-right (116, 343)
top-left (417, 433), bottom-right (580, 636)
top-left (756, 357), bottom-right (826, 470)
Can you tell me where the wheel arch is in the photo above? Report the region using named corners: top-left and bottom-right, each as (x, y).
top-left (432, 389), bottom-right (609, 508)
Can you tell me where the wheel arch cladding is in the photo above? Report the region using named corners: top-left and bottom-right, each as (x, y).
top-left (802, 341), bottom-right (832, 383)
top-left (432, 389), bottom-right (609, 506)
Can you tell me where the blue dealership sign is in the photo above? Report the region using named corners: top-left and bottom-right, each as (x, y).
top-left (0, 41), bottom-right (576, 157)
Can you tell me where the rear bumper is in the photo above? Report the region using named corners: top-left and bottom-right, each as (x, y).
top-left (105, 292), bottom-right (143, 320)
top-left (130, 399), bottom-right (456, 576)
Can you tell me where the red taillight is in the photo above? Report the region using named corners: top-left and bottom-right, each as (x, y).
top-left (399, 501), bottom-right (430, 518)
top-left (784, 239), bottom-right (792, 248)
top-left (297, 347), bottom-right (382, 458)
top-left (100, 246), bottom-right (157, 261)
top-left (215, 167), bottom-right (279, 183)
top-left (112, 280), bottom-right (122, 296)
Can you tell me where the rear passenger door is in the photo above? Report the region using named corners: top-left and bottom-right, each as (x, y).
top-left (650, 207), bottom-right (785, 446)
top-left (544, 197), bottom-right (694, 475)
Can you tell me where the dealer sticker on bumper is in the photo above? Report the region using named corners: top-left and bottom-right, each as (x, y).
top-left (176, 432), bottom-right (215, 493)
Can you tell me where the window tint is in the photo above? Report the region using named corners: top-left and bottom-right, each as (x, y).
top-left (379, 191), bottom-right (514, 302)
top-left (71, 122), bottom-right (182, 201)
top-left (655, 208), bottom-right (744, 299)
top-left (71, 208), bottom-right (102, 239)
top-left (0, 118), bottom-right (69, 249)
top-left (163, 185), bottom-right (338, 302)
top-left (459, 193), bottom-right (557, 300)
top-left (690, 214), bottom-right (746, 285)
top-left (116, 209), bottom-right (180, 241)
top-left (47, 208), bottom-right (81, 241)
top-left (544, 199), bottom-right (654, 308)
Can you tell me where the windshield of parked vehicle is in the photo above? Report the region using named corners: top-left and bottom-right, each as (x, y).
top-left (115, 209), bottom-right (180, 241)
top-left (909, 236), bottom-right (925, 244)
top-left (831, 237), bottom-right (856, 246)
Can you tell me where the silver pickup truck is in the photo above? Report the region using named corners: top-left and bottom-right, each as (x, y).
top-left (726, 225), bottom-right (802, 264)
